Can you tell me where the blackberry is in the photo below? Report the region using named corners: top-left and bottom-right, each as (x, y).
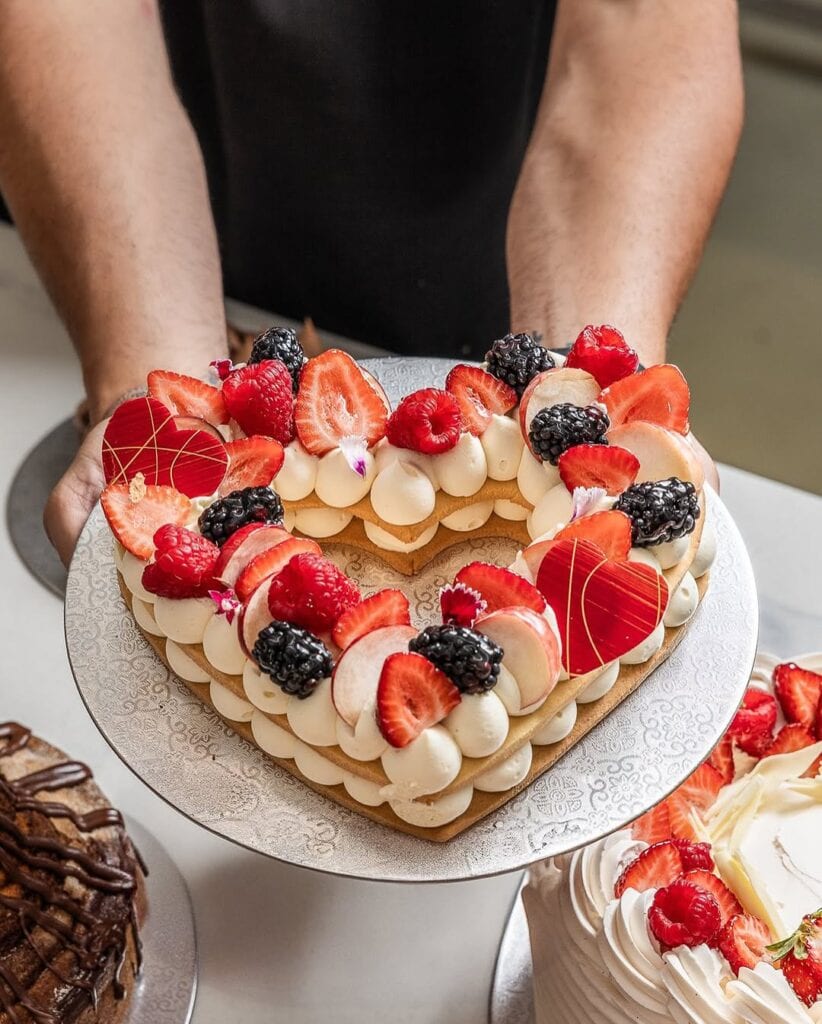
top-left (614, 478), bottom-right (700, 547)
top-left (248, 326), bottom-right (306, 392)
top-left (252, 620), bottom-right (333, 699)
top-left (198, 486), bottom-right (283, 545)
top-left (528, 403), bottom-right (609, 465)
top-left (409, 624), bottom-right (503, 695)
top-left (485, 332), bottom-right (555, 397)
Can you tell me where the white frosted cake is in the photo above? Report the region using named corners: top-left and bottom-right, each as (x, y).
top-left (525, 655), bottom-right (822, 1023)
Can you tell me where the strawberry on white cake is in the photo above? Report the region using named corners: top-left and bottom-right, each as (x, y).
top-left (525, 656), bottom-right (822, 1023)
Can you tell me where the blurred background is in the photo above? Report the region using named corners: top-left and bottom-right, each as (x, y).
top-left (1, 1), bottom-right (819, 494)
top-left (669, 0), bottom-right (822, 494)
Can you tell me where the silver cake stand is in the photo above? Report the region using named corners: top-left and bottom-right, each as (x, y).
top-left (124, 819), bottom-right (197, 1023)
top-left (64, 357), bottom-right (758, 883)
top-left (7, 416), bottom-right (77, 597)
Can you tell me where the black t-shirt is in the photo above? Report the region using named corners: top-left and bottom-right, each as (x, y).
top-left (160, 1), bottom-right (556, 358)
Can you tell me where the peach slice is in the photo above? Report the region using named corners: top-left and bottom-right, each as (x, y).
top-left (519, 367), bottom-right (601, 439)
top-left (331, 624), bottom-right (418, 727)
top-left (475, 607), bottom-right (561, 712)
top-left (607, 422), bottom-right (705, 490)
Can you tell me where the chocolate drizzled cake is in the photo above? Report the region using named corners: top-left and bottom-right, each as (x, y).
top-left (0, 723), bottom-right (146, 1023)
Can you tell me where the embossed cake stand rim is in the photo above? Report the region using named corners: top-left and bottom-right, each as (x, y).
top-left (64, 356), bottom-right (758, 884)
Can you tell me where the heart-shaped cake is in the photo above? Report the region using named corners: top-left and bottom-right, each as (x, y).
top-left (103, 325), bottom-right (717, 839)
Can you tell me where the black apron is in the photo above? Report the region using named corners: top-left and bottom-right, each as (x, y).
top-left (160, 1), bottom-right (557, 358)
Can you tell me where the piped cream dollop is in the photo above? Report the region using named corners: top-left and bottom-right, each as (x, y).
top-left (275, 440), bottom-right (318, 500)
top-left (363, 520), bottom-right (438, 552)
top-left (517, 449), bottom-right (559, 507)
top-left (380, 725), bottom-right (462, 798)
top-left (153, 597), bottom-right (213, 645)
top-left (435, 433), bottom-right (487, 497)
top-left (444, 692), bottom-right (509, 758)
top-left (293, 508), bottom-right (352, 537)
top-left (370, 461), bottom-right (436, 525)
top-left (441, 501), bottom-right (494, 532)
top-left (481, 415), bottom-right (524, 481)
top-left (314, 447), bottom-right (376, 507)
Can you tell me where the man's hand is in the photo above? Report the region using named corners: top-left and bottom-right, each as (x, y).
top-left (44, 421), bottom-right (108, 568)
top-left (1, 2), bottom-right (230, 564)
top-left (506, 0), bottom-right (743, 367)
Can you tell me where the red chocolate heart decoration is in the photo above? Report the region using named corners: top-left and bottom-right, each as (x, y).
top-left (536, 538), bottom-right (668, 676)
top-left (102, 397), bottom-right (228, 498)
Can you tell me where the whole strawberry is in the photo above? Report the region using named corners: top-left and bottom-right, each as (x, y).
top-left (142, 525), bottom-right (220, 598)
top-left (222, 359), bottom-right (295, 444)
top-left (768, 909), bottom-right (822, 1006)
top-left (566, 324), bottom-right (639, 388)
top-left (267, 552), bottom-right (361, 633)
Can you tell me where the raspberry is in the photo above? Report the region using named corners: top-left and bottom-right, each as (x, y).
top-left (267, 552), bottom-right (361, 633)
top-left (648, 880), bottom-right (722, 949)
top-left (222, 360), bottom-right (295, 444)
top-left (142, 525), bottom-right (220, 599)
top-left (672, 840), bottom-right (715, 872)
top-left (565, 325), bottom-right (639, 388)
top-left (386, 388), bottom-right (462, 454)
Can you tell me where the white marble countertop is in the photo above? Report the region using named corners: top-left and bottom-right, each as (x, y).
top-left (1, 222), bottom-right (821, 1023)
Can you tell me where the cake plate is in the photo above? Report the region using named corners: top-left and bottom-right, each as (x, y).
top-left (124, 818), bottom-right (198, 1023)
top-left (7, 416), bottom-right (77, 597)
top-left (65, 357), bottom-right (757, 883)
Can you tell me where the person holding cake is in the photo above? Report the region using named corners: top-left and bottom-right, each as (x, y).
top-left (0, 1), bottom-right (739, 563)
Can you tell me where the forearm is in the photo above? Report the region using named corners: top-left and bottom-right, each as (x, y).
top-left (0, 0), bottom-right (226, 421)
top-left (507, 0), bottom-right (743, 365)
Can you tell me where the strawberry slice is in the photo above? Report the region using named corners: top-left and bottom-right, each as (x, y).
top-left (681, 869), bottom-right (742, 927)
top-left (718, 914), bottom-right (771, 975)
top-left (773, 662), bottom-right (822, 730)
top-left (600, 364), bottom-right (690, 435)
top-left (376, 652), bottom-right (461, 748)
top-left (147, 369), bottom-right (229, 425)
top-left (294, 349), bottom-right (388, 456)
top-left (565, 325), bottom-right (639, 389)
top-left (763, 723), bottom-right (816, 757)
top-left (554, 510), bottom-right (633, 561)
top-left (709, 733), bottom-right (735, 784)
top-left (817, 695), bottom-right (822, 741)
top-left (444, 364), bottom-right (517, 436)
top-left (101, 481), bottom-right (192, 560)
top-left (728, 688), bottom-right (778, 757)
top-left (631, 803), bottom-right (672, 845)
top-left (666, 762), bottom-right (725, 841)
top-left (235, 536), bottom-right (322, 602)
top-left (614, 840), bottom-right (684, 899)
top-left (557, 444), bottom-right (640, 495)
top-left (453, 562), bottom-right (546, 615)
top-left (332, 589), bottom-right (412, 649)
top-left (219, 437), bottom-right (285, 495)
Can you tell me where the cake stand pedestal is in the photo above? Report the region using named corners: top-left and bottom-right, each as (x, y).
top-left (124, 819), bottom-right (198, 1024)
top-left (489, 879), bottom-right (532, 1024)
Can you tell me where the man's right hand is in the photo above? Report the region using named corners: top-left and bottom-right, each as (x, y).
top-left (44, 420), bottom-right (108, 569)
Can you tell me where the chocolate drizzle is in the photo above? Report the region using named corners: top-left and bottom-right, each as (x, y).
top-left (0, 722), bottom-right (144, 1023)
